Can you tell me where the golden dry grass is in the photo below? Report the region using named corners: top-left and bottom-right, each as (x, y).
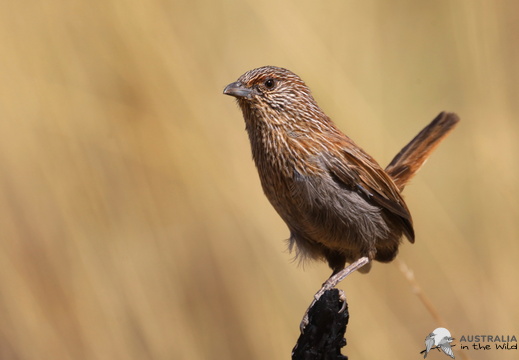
top-left (0, 1), bottom-right (518, 359)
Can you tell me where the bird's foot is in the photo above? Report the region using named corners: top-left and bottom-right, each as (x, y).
top-left (338, 289), bottom-right (347, 313)
top-left (299, 257), bottom-right (370, 333)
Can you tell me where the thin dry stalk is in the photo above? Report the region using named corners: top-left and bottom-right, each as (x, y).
top-left (396, 259), bottom-right (470, 360)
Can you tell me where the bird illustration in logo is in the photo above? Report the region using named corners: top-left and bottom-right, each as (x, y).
top-left (423, 327), bottom-right (455, 358)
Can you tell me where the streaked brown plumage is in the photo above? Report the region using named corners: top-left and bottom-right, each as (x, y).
top-left (224, 66), bottom-right (459, 275)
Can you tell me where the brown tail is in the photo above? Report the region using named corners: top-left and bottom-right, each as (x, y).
top-left (386, 112), bottom-right (460, 191)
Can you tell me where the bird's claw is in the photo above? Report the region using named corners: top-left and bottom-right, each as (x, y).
top-left (337, 289), bottom-right (347, 313)
top-left (299, 297), bottom-right (317, 333)
top-left (299, 313), bottom-right (309, 333)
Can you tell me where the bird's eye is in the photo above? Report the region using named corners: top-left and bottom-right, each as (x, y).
top-left (264, 78), bottom-right (276, 89)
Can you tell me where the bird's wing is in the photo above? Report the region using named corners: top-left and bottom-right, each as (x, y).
top-left (324, 136), bottom-right (414, 243)
top-left (425, 334), bottom-right (435, 353)
top-left (440, 343), bottom-right (455, 358)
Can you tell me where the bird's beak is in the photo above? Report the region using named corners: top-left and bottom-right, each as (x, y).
top-left (223, 81), bottom-right (252, 98)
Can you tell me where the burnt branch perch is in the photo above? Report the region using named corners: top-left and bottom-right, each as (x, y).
top-left (292, 289), bottom-right (349, 360)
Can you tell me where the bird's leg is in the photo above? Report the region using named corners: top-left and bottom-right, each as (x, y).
top-left (300, 256), bottom-right (370, 333)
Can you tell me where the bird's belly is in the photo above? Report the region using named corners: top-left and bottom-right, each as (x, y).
top-left (262, 172), bottom-right (391, 252)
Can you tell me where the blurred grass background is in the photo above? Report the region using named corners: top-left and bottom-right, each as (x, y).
top-left (0, 0), bottom-right (518, 359)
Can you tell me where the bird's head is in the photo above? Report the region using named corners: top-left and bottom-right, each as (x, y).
top-left (223, 66), bottom-right (325, 127)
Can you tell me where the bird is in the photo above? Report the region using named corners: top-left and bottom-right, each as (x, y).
top-left (223, 66), bottom-right (459, 327)
top-left (423, 328), bottom-right (455, 358)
